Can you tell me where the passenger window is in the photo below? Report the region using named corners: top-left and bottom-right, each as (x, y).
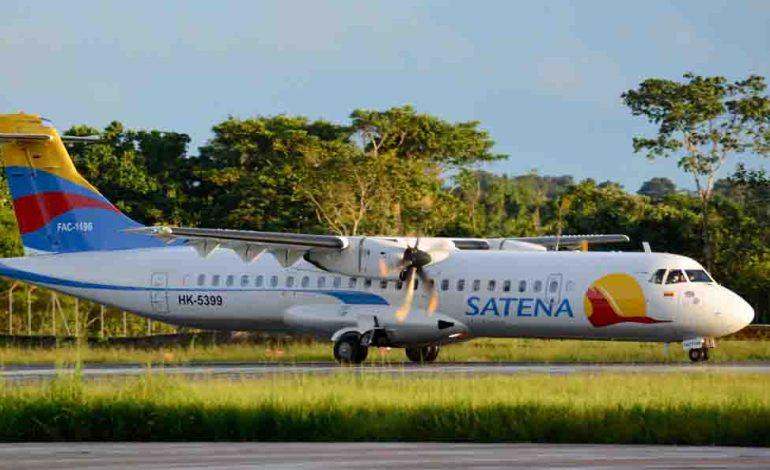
top-left (533, 280), bottom-right (543, 293)
top-left (211, 274), bottom-right (220, 287)
top-left (503, 280), bottom-right (511, 292)
top-left (396, 281), bottom-right (403, 290)
top-left (379, 280), bottom-right (388, 289)
top-left (472, 280), bottom-right (481, 292)
top-left (487, 280), bottom-right (496, 291)
top-left (255, 275), bottom-right (264, 287)
top-left (650, 269), bottom-right (666, 284)
top-left (518, 280), bottom-right (527, 293)
top-left (286, 276), bottom-right (295, 288)
top-left (348, 277), bottom-right (357, 289)
top-left (333, 276), bottom-right (342, 288)
top-left (240, 274), bottom-right (250, 287)
top-left (197, 274), bottom-right (206, 287)
top-left (270, 275), bottom-right (278, 287)
top-left (364, 279), bottom-right (372, 289)
top-left (457, 279), bottom-right (465, 291)
top-left (225, 275), bottom-right (234, 287)
top-left (317, 277), bottom-right (326, 288)
top-left (685, 269), bottom-right (713, 283)
top-left (414, 279), bottom-right (420, 290)
top-left (440, 279), bottom-right (449, 291)
top-left (666, 269), bottom-right (686, 284)
top-left (549, 280), bottom-right (558, 293)
top-left (301, 276), bottom-right (310, 288)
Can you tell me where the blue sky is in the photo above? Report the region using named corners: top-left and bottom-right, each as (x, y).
top-left (1, 0), bottom-right (768, 191)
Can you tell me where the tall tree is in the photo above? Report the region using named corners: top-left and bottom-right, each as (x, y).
top-left (305, 105), bottom-right (504, 235)
top-left (622, 73), bottom-right (770, 269)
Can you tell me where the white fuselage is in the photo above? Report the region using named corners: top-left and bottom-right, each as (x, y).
top-left (0, 247), bottom-right (754, 346)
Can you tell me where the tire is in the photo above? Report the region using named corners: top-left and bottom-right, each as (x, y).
top-left (424, 345), bottom-right (440, 362)
top-left (405, 345), bottom-right (439, 363)
top-left (688, 348), bottom-right (703, 362)
top-left (334, 333), bottom-right (366, 364)
top-left (702, 348), bottom-right (710, 361)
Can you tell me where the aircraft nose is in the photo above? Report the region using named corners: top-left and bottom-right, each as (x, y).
top-left (734, 293), bottom-right (755, 328)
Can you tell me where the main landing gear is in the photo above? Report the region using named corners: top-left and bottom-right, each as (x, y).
top-left (405, 345), bottom-right (440, 363)
top-left (333, 332), bottom-right (368, 364)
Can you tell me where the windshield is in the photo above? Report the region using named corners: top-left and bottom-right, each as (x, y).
top-left (685, 269), bottom-right (713, 283)
top-left (665, 269), bottom-right (687, 284)
top-left (650, 269), bottom-right (666, 284)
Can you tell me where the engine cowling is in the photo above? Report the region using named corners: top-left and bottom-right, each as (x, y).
top-left (305, 237), bottom-right (455, 279)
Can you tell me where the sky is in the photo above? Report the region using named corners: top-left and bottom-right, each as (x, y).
top-left (1, 0), bottom-right (768, 192)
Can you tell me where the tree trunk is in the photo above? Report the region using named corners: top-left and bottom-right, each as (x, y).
top-left (700, 195), bottom-right (713, 272)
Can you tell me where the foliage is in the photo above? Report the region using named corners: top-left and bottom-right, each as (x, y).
top-left (622, 73), bottom-right (770, 269)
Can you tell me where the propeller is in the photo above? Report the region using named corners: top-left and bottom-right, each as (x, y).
top-left (379, 238), bottom-right (442, 322)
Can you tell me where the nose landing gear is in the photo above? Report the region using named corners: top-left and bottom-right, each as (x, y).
top-left (684, 337), bottom-right (715, 362)
top-left (688, 347), bottom-right (710, 362)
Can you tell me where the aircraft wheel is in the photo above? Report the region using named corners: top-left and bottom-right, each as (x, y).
top-left (688, 347), bottom-right (707, 362)
top-left (405, 345), bottom-right (439, 363)
top-left (334, 333), bottom-right (367, 364)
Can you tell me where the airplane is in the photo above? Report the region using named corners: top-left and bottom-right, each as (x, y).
top-left (0, 113), bottom-right (754, 364)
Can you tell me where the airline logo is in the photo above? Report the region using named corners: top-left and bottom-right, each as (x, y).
top-left (583, 273), bottom-right (670, 327)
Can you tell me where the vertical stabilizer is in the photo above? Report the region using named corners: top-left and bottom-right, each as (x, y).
top-left (0, 113), bottom-right (165, 254)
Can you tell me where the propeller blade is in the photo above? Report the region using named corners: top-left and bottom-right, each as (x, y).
top-left (395, 267), bottom-right (417, 322)
top-left (417, 268), bottom-right (439, 315)
top-left (378, 257), bottom-right (408, 277)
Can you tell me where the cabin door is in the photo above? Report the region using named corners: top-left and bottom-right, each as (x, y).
top-left (150, 272), bottom-right (169, 313)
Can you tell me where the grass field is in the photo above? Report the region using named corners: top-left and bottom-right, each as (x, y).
top-left (1, 338), bottom-right (770, 365)
top-left (0, 372), bottom-right (768, 444)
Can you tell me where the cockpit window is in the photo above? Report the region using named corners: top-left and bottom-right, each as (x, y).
top-left (665, 269), bottom-right (687, 284)
top-left (650, 269), bottom-right (666, 284)
top-left (685, 269), bottom-right (713, 283)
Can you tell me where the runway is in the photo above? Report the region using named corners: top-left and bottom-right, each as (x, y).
top-left (3, 361), bottom-right (770, 382)
top-left (2, 443), bottom-right (769, 469)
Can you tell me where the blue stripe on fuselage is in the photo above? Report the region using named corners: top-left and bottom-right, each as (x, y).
top-left (0, 262), bottom-right (389, 305)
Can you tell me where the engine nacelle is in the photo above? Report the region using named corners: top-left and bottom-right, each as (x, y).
top-left (305, 237), bottom-right (405, 280)
top-left (305, 237), bottom-right (456, 279)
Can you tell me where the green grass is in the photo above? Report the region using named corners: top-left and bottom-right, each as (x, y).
top-left (1, 372), bottom-right (769, 444)
top-left (1, 338), bottom-right (770, 365)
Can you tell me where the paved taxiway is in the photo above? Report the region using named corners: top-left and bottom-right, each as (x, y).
top-left (2, 443), bottom-right (769, 469)
top-left (3, 361), bottom-right (770, 382)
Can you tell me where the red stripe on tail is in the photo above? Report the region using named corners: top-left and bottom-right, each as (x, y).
top-left (12, 192), bottom-right (120, 234)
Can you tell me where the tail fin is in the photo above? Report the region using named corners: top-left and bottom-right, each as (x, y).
top-left (0, 113), bottom-right (166, 254)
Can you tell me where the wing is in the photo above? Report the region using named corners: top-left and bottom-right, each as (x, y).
top-left (509, 234), bottom-right (630, 249)
top-left (126, 226), bottom-right (348, 266)
top-left (451, 234), bottom-right (630, 251)
top-left (0, 133), bottom-right (100, 143)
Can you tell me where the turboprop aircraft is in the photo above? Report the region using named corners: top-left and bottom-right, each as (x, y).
top-left (0, 114), bottom-right (754, 363)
